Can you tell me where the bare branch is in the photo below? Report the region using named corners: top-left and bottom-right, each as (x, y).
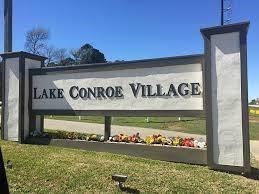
top-left (43, 46), bottom-right (56, 65)
top-left (24, 27), bottom-right (49, 55)
top-left (54, 48), bottom-right (68, 63)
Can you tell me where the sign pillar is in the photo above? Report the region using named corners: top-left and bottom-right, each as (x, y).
top-left (201, 22), bottom-right (250, 173)
top-left (104, 116), bottom-right (111, 140)
top-left (1, 52), bottom-right (46, 142)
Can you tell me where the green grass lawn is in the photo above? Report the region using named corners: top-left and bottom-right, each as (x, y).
top-left (250, 123), bottom-right (259, 140)
top-left (45, 116), bottom-right (259, 140)
top-left (1, 140), bottom-right (259, 193)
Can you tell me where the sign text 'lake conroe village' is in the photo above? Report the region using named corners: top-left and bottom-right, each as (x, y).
top-left (33, 82), bottom-right (202, 100)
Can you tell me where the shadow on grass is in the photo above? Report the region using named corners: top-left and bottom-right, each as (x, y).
top-left (246, 167), bottom-right (259, 180)
top-left (215, 167), bottom-right (259, 180)
top-left (120, 186), bottom-right (140, 194)
top-left (26, 137), bottom-right (51, 145)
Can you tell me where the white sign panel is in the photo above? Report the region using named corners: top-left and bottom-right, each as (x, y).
top-left (32, 63), bottom-right (203, 111)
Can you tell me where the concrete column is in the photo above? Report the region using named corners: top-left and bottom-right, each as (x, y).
top-left (1, 52), bottom-right (46, 142)
top-left (104, 116), bottom-right (111, 140)
top-left (201, 22), bottom-right (250, 173)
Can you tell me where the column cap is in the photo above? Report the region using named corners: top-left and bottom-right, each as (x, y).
top-left (200, 21), bottom-right (250, 38)
top-left (0, 51), bottom-right (47, 61)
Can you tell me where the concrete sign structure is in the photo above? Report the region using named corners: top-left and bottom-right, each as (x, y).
top-left (1, 52), bottom-right (46, 142)
top-left (0, 22), bottom-right (250, 173)
top-left (201, 22), bottom-right (250, 173)
top-left (31, 55), bottom-right (203, 114)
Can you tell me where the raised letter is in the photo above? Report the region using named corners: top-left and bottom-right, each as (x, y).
top-left (156, 84), bottom-right (164, 96)
top-left (178, 83), bottom-right (189, 96)
top-left (58, 89), bottom-right (64, 98)
top-left (167, 84), bottom-right (178, 96)
top-left (106, 87), bottom-right (115, 98)
top-left (97, 87), bottom-right (106, 98)
top-left (129, 83), bottom-right (141, 97)
top-left (41, 89), bottom-right (48, 99)
top-left (115, 86), bottom-right (123, 98)
top-left (147, 85), bottom-right (156, 97)
top-left (49, 89), bottom-right (56, 99)
top-left (190, 83), bottom-right (201, 95)
top-left (141, 85), bottom-right (146, 97)
top-left (69, 86), bottom-right (79, 99)
top-left (88, 87), bottom-right (97, 99)
top-left (33, 88), bottom-right (41, 99)
top-left (79, 88), bottom-right (87, 98)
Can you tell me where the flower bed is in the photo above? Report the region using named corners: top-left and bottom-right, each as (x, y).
top-left (109, 133), bottom-right (206, 149)
top-left (31, 130), bottom-right (206, 149)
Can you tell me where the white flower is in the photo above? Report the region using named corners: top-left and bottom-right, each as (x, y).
top-left (194, 140), bottom-right (198, 147)
top-left (198, 142), bottom-right (206, 149)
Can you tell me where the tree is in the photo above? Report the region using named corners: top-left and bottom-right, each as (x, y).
top-left (70, 49), bottom-right (81, 64)
top-left (114, 60), bottom-right (125, 63)
top-left (60, 57), bottom-right (75, 66)
top-left (47, 49), bottom-right (75, 67)
top-left (25, 27), bottom-right (49, 55)
top-left (44, 46), bottom-right (56, 65)
top-left (249, 99), bottom-right (257, 105)
top-left (24, 28), bottom-right (106, 66)
top-left (54, 48), bottom-right (68, 63)
top-left (73, 43), bottom-right (106, 64)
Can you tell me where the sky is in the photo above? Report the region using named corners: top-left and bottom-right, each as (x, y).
top-left (0, 0), bottom-right (258, 100)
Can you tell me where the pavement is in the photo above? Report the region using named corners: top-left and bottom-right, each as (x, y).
top-left (44, 119), bottom-right (206, 140)
top-left (44, 119), bottom-right (259, 161)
